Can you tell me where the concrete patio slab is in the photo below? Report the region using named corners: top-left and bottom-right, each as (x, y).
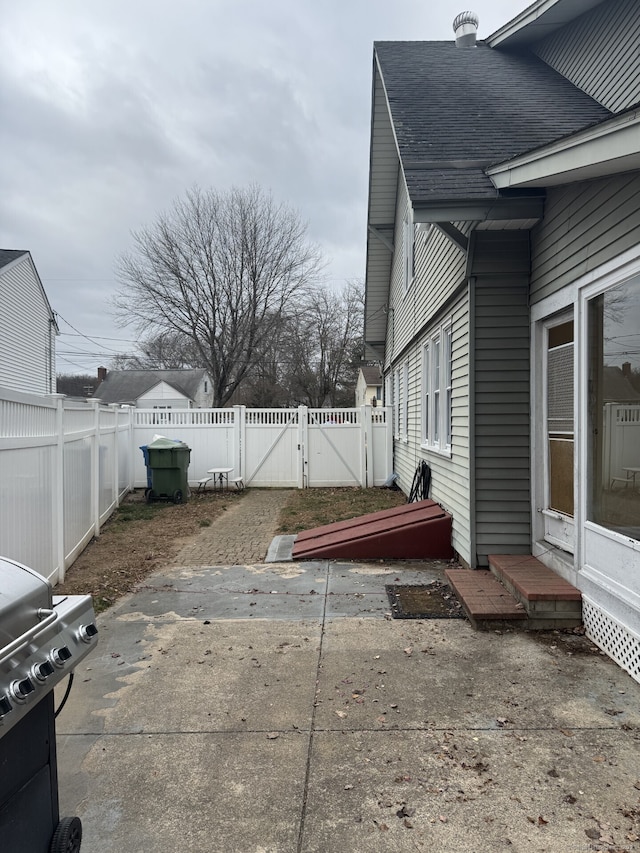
top-left (60, 732), bottom-right (308, 853)
top-left (55, 556), bottom-right (640, 853)
top-left (300, 728), bottom-right (640, 852)
top-left (58, 617), bottom-right (323, 735)
top-left (315, 618), bottom-right (640, 732)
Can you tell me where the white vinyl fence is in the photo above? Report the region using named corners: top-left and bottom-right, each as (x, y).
top-left (0, 389), bottom-right (133, 584)
top-left (133, 405), bottom-right (393, 490)
top-left (603, 403), bottom-right (640, 486)
top-left (1, 391), bottom-right (392, 585)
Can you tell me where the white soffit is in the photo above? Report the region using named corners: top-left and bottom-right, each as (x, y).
top-left (487, 112), bottom-right (640, 188)
top-left (488, 0), bottom-right (603, 47)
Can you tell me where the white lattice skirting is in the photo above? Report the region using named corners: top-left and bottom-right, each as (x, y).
top-left (582, 596), bottom-right (640, 684)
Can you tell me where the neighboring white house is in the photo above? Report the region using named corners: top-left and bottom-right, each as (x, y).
top-left (0, 250), bottom-right (58, 395)
top-left (93, 368), bottom-right (214, 409)
top-left (365, 0), bottom-right (640, 678)
top-left (355, 365), bottom-right (382, 407)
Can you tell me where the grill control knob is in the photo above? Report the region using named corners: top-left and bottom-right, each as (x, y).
top-left (78, 623), bottom-right (99, 643)
top-left (11, 678), bottom-right (35, 702)
top-left (32, 660), bottom-right (55, 682)
top-left (0, 695), bottom-right (12, 717)
top-left (51, 646), bottom-right (73, 667)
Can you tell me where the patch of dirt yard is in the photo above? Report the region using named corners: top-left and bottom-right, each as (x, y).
top-left (55, 489), bottom-right (244, 614)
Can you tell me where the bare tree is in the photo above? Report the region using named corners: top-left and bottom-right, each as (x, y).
top-left (111, 330), bottom-right (202, 370)
top-left (284, 281), bottom-right (363, 407)
top-left (114, 185), bottom-right (324, 406)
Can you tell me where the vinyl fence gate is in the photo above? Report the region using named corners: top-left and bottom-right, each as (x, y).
top-left (132, 405), bottom-right (393, 490)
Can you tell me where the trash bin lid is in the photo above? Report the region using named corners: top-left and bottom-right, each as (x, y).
top-left (147, 437), bottom-right (189, 449)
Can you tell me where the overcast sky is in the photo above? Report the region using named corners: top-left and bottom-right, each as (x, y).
top-left (0, 0), bottom-right (531, 375)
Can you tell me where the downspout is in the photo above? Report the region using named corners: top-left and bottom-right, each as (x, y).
top-left (468, 274), bottom-right (478, 567)
top-left (466, 231), bottom-right (478, 568)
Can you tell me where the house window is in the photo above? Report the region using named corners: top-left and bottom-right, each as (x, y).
top-left (422, 321), bottom-right (452, 453)
top-left (403, 211), bottom-right (415, 293)
top-left (587, 274), bottom-right (640, 541)
top-left (402, 361), bottom-right (409, 441)
top-left (204, 380), bottom-right (208, 393)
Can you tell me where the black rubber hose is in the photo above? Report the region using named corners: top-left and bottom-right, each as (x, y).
top-left (408, 460), bottom-right (431, 502)
top-left (54, 671), bottom-right (74, 718)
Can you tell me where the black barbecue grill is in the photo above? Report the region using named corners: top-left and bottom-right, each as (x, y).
top-left (0, 556), bottom-right (99, 853)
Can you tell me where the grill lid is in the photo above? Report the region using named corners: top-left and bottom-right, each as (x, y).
top-left (0, 557), bottom-right (52, 648)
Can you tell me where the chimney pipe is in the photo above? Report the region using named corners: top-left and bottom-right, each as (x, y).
top-left (622, 361), bottom-right (631, 378)
top-left (97, 366), bottom-right (107, 382)
top-left (453, 11), bottom-right (479, 47)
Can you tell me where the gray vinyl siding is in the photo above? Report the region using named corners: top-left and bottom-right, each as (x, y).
top-left (389, 289), bottom-right (472, 566)
top-left (388, 202), bottom-right (469, 360)
top-left (0, 255), bottom-right (56, 395)
top-left (384, 184), bottom-right (472, 561)
top-left (365, 63), bottom-right (401, 350)
top-left (530, 172), bottom-right (640, 305)
top-left (533, 0), bottom-right (640, 113)
top-left (470, 232), bottom-right (531, 566)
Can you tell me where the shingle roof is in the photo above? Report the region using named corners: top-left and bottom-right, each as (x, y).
top-left (603, 367), bottom-right (640, 403)
top-left (375, 41), bottom-right (612, 203)
top-left (0, 249), bottom-right (28, 269)
top-left (360, 365), bottom-right (383, 385)
top-left (94, 369), bottom-right (208, 404)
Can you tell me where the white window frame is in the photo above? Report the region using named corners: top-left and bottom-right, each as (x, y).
top-left (393, 369), bottom-right (400, 437)
top-left (422, 320), bottom-right (452, 455)
top-left (401, 361), bottom-right (409, 442)
top-left (403, 210), bottom-right (415, 294)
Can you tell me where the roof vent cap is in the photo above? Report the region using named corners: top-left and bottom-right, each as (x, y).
top-left (453, 11), bottom-right (479, 47)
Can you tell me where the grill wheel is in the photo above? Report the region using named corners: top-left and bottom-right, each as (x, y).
top-left (50, 816), bottom-right (83, 853)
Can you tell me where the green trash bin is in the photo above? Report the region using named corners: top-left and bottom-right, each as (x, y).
top-left (145, 437), bottom-right (191, 503)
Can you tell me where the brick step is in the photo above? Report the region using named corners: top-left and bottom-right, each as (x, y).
top-left (488, 554), bottom-right (582, 629)
top-left (445, 569), bottom-right (526, 631)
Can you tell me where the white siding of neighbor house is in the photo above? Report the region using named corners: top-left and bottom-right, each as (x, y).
top-left (0, 254), bottom-right (56, 395)
top-left (533, 0), bottom-right (640, 113)
top-left (530, 173), bottom-right (640, 305)
top-left (469, 231), bottom-right (532, 566)
top-left (137, 381), bottom-right (191, 409)
top-left (355, 376), bottom-right (381, 408)
top-left (193, 376), bottom-right (213, 408)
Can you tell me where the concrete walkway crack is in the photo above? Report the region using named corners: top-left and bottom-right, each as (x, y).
top-left (297, 559), bottom-right (330, 853)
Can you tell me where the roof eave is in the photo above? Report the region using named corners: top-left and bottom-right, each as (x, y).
top-left (487, 0), bottom-right (603, 48)
top-left (411, 193), bottom-right (545, 224)
top-left (488, 109), bottom-right (640, 188)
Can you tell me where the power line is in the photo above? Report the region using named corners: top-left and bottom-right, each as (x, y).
top-left (55, 313), bottom-right (126, 355)
top-left (58, 332), bottom-right (139, 344)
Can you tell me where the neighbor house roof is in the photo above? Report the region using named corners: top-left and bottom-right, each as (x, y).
top-left (374, 40), bottom-right (611, 205)
top-left (603, 367), bottom-right (640, 403)
top-left (94, 369), bottom-right (208, 404)
top-left (359, 365), bottom-right (383, 385)
top-left (0, 249), bottom-right (59, 333)
top-left (0, 249), bottom-right (28, 269)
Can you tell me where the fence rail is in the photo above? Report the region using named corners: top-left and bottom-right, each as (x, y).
top-left (0, 390), bottom-right (133, 584)
top-left (1, 392), bottom-right (392, 585)
top-left (603, 403), bottom-right (640, 487)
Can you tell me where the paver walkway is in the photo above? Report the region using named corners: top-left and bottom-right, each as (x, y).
top-left (174, 488), bottom-right (294, 566)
